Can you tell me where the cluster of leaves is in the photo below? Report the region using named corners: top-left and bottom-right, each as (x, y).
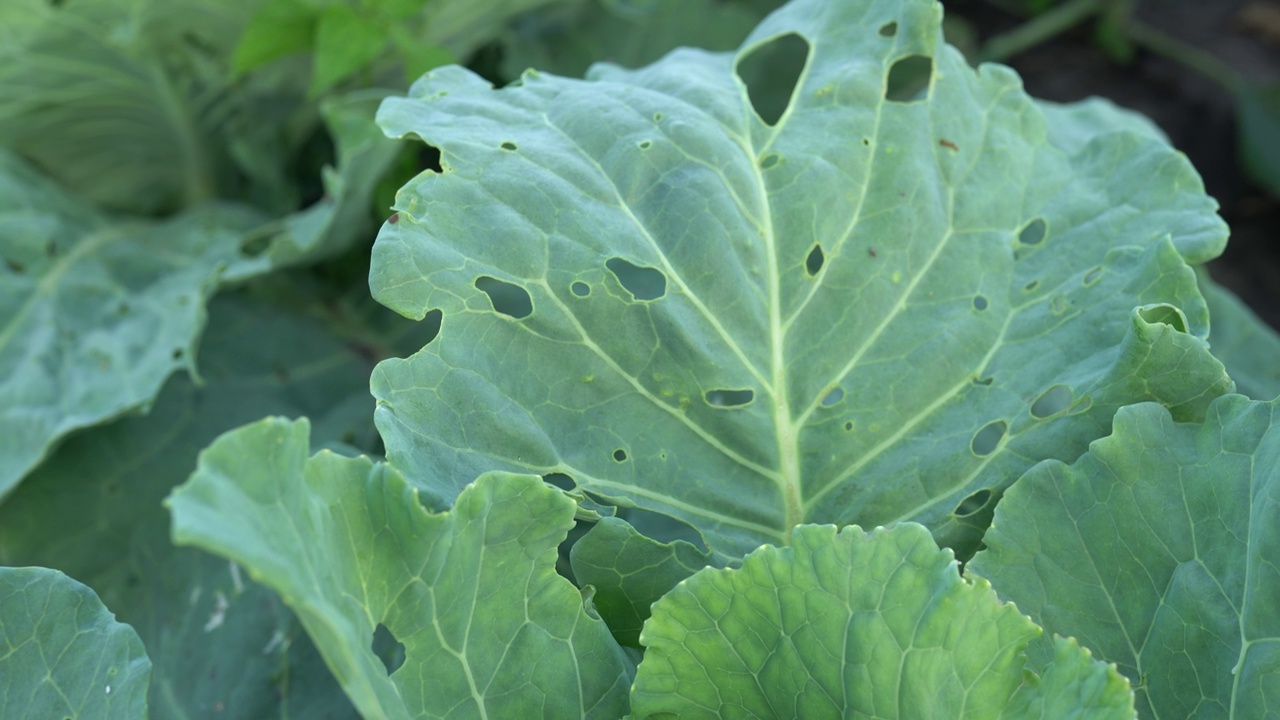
top-left (2, 0), bottom-right (1278, 717)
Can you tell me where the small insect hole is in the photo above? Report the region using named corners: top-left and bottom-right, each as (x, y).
top-left (613, 449), bottom-right (628, 462)
top-left (805, 244), bottom-right (825, 276)
top-left (843, 421), bottom-right (854, 431)
top-left (606, 257), bottom-right (666, 300)
top-left (543, 473), bottom-right (575, 491)
top-left (1083, 267), bottom-right (1103, 286)
top-left (638, 140), bottom-right (652, 150)
top-left (879, 21), bottom-right (898, 37)
top-left (954, 488), bottom-right (992, 517)
top-left (500, 141), bottom-right (517, 151)
top-left (171, 348), bottom-right (184, 360)
top-left (973, 295), bottom-right (988, 311)
top-left (1030, 385), bottom-right (1073, 419)
top-left (1023, 279), bottom-right (1040, 293)
top-left (970, 420), bottom-right (1007, 456)
top-left (1019, 218), bottom-right (1047, 246)
top-left (821, 387), bottom-right (844, 406)
top-left (571, 281), bottom-right (590, 297)
top-left (736, 32), bottom-right (810, 126)
top-left (475, 277), bottom-right (533, 319)
top-left (705, 389), bottom-right (754, 407)
top-left (972, 376), bottom-right (994, 386)
top-left (371, 623), bottom-right (406, 675)
top-left (885, 55), bottom-right (933, 102)
top-left (760, 153), bottom-right (781, 169)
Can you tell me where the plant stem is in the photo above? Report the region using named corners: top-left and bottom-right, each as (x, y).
top-left (979, 0), bottom-right (1103, 63)
top-left (1124, 19), bottom-right (1246, 94)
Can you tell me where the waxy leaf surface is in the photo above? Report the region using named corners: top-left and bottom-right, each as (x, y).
top-left (168, 419), bottom-right (631, 720)
top-left (969, 396), bottom-right (1280, 718)
top-left (369, 0), bottom-right (1230, 557)
top-left (0, 567), bottom-right (151, 719)
top-left (630, 523), bottom-right (1135, 718)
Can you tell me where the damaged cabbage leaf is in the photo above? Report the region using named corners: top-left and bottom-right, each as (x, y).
top-left (968, 395), bottom-right (1280, 718)
top-left (369, 0), bottom-right (1231, 557)
top-left (168, 419), bottom-right (631, 719)
top-left (630, 523), bottom-right (1135, 719)
top-left (0, 567), bottom-right (151, 719)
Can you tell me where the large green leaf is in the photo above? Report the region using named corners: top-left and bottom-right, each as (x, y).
top-left (369, 0), bottom-right (1230, 557)
top-left (1198, 269), bottom-right (1280, 401)
top-left (968, 395), bottom-right (1280, 718)
top-left (168, 419), bottom-right (632, 719)
top-left (0, 293), bottom-right (410, 718)
top-left (630, 523), bottom-right (1136, 718)
top-left (0, 567), bottom-right (151, 719)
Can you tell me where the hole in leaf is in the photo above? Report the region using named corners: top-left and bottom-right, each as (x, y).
top-left (970, 420), bottom-right (1007, 456)
top-left (972, 376), bottom-right (993, 386)
top-left (736, 32), bottom-right (810, 126)
top-left (419, 309), bottom-right (443, 346)
top-left (1138, 304), bottom-right (1188, 333)
top-left (653, 112), bottom-right (664, 122)
top-left (638, 140), bottom-right (652, 150)
top-left (1023, 279), bottom-right (1040, 292)
top-left (1030, 385), bottom-right (1073, 418)
top-left (844, 421), bottom-right (854, 431)
top-left (705, 389), bottom-right (754, 407)
top-left (885, 55), bottom-right (933, 102)
top-left (613, 448), bottom-right (628, 462)
top-left (171, 348), bottom-right (184, 360)
top-left (475, 277), bottom-right (533, 319)
top-left (862, 137), bottom-right (871, 146)
top-left (1019, 218), bottom-right (1046, 245)
top-left (1051, 295), bottom-right (1069, 316)
top-left (500, 141), bottom-right (517, 151)
top-left (821, 387), bottom-right (844, 406)
top-left (760, 153), bottom-right (781, 169)
top-left (973, 295), bottom-right (988, 311)
top-left (543, 472), bottom-right (576, 491)
top-left (1083, 266), bottom-right (1103, 286)
top-left (606, 258), bottom-right (666, 300)
top-left (571, 281), bottom-right (590, 297)
top-left (879, 21), bottom-right (899, 37)
top-left (805, 244), bottom-right (825, 276)
top-left (371, 623), bottom-right (406, 676)
top-left (954, 488), bottom-right (992, 517)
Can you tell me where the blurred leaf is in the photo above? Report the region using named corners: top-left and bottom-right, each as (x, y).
top-left (389, 26), bottom-right (456, 84)
top-left (1199, 268), bottom-right (1280, 400)
top-left (309, 4), bottom-right (387, 96)
top-left (0, 293), bottom-right (391, 719)
top-left (0, 567), bottom-right (151, 719)
top-left (1237, 82), bottom-right (1280, 195)
top-left (231, 0), bottom-right (321, 76)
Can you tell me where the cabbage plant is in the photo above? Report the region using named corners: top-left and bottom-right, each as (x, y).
top-left (6, 0), bottom-right (1278, 716)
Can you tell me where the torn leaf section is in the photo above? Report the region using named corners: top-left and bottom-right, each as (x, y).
top-left (630, 524), bottom-right (1135, 719)
top-left (168, 418), bottom-right (630, 720)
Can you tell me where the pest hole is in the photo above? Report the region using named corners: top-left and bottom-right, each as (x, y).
top-left (705, 389), bottom-right (754, 407)
top-left (1083, 266), bottom-right (1103, 286)
top-left (972, 376), bottom-right (993, 386)
top-left (606, 257), bottom-right (666, 300)
top-left (879, 21), bottom-right (898, 37)
top-left (821, 387), bottom-right (844, 406)
top-left (736, 32), bottom-right (810, 126)
top-left (885, 55), bottom-right (933, 102)
top-left (500, 141), bottom-right (517, 151)
top-left (475, 277), bottom-right (533, 319)
top-left (1137, 304), bottom-right (1188, 333)
top-left (954, 488), bottom-right (992, 517)
top-left (1019, 218), bottom-right (1047, 246)
top-left (970, 420), bottom-right (1007, 456)
top-left (844, 421), bottom-right (854, 431)
top-left (371, 623), bottom-right (406, 675)
top-left (613, 449), bottom-right (628, 462)
top-left (653, 112), bottom-right (664, 122)
top-left (1030, 385), bottom-right (1073, 419)
top-left (760, 153), bottom-right (781, 169)
top-left (638, 140), bottom-right (652, 150)
top-left (1023, 279), bottom-right (1040, 292)
top-left (420, 309), bottom-right (443, 346)
top-left (862, 137), bottom-right (871, 146)
top-left (805, 244), bottom-right (825, 276)
top-left (571, 281), bottom-right (590, 297)
top-left (543, 473), bottom-right (576, 491)
top-left (973, 295), bottom-right (988, 311)
top-left (171, 348), bottom-right (184, 360)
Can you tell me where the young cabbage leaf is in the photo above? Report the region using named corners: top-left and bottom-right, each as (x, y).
top-left (368, 0), bottom-right (1230, 558)
top-left (968, 395), bottom-right (1280, 718)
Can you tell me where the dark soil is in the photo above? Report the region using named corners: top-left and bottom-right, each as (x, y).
top-left (947, 0), bottom-right (1280, 330)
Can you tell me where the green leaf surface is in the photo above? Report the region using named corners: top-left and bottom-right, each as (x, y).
top-left (629, 523), bottom-right (1135, 719)
top-left (968, 395), bottom-right (1280, 718)
top-left (0, 567), bottom-right (151, 719)
top-left (369, 0), bottom-right (1230, 557)
top-left (570, 516), bottom-right (713, 647)
top-left (231, 0), bottom-right (321, 75)
top-left (168, 419), bottom-right (632, 720)
top-left (0, 151), bottom-right (261, 499)
top-left (1199, 269), bottom-right (1280, 401)
top-left (309, 4), bottom-right (387, 96)
top-left (1236, 82), bottom-right (1280, 196)
top-left (0, 293), bottom-right (397, 718)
